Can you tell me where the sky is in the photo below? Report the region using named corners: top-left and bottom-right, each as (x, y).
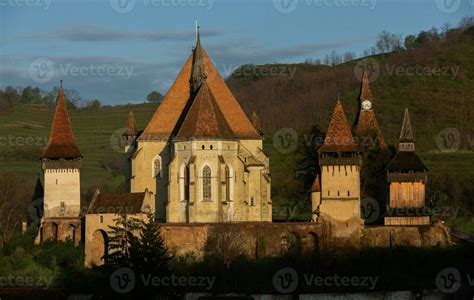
top-left (0, 0), bottom-right (472, 104)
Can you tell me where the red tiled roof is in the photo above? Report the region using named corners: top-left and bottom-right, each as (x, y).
top-left (359, 71), bottom-right (373, 101)
top-left (355, 110), bottom-right (386, 149)
top-left (139, 36), bottom-right (260, 141)
top-left (319, 100), bottom-right (358, 153)
top-left (175, 82), bottom-right (235, 140)
top-left (88, 192), bottom-right (146, 214)
top-left (123, 111), bottom-right (138, 136)
top-left (42, 86), bottom-right (81, 159)
top-left (251, 111), bottom-right (263, 135)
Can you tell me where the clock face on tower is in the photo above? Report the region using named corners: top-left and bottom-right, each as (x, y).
top-left (362, 100), bottom-right (372, 110)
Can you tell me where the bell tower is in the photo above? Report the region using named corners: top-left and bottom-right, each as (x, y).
top-left (317, 100), bottom-right (363, 240)
top-left (39, 81), bottom-right (82, 244)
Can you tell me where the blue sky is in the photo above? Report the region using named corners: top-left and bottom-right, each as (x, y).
top-left (0, 0), bottom-right (472, 104)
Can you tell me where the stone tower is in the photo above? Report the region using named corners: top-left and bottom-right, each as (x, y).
top-left (385, 108), bottom-right (429, 225)
top-left (353, 71), bottom-right (386, 150)
top-left (317, 100), bottom-right (362, 239)
top-left (127, 28), bottom-right (271, 223)
top-left (39, 82), bottom-right (82, 244)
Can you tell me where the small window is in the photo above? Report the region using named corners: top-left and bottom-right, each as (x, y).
top-left (153, 156), bottom-right (162, 178)
top-left (202, 145), bottom-right (205, 150)
top-left (210, 145), bottom-right (213, 150)
top-left (328, 191), bottom-right (330, 196)
top-left (250, 197), bottom-right (255, 206)
top-left (337, 191), bottom-right (340, 196)
top-left (348, 191), bottom-right (350, 196)
top-left (100, 216), bottom-right (103, 223)
top-left (60, 202), bottom-right (65, 216)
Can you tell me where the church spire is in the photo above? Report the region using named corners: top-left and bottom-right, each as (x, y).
top-left (359, 71), bottom-right (373, 102)
top-left (191, 25), bottom-right (206, 91)
top-left (123, 111), bottom-right (138, 137)
top-left (42, 81), bottom-right (81, 159)
top-left (399, 108), bottom-right (415, 151)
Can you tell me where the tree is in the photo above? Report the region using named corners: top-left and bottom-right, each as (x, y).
top-left (86, 99), bottom-right (101, 111)
top-left (404, 35), bottom-right (417, 50)
top-left (147, 91), bottom-right (164, 103)
top-left (129, 213), bottom-right (172, 276)
top-left (105, 212), bottom-right (141, 267)
top-left (0, 173), bottom-right (32, 247)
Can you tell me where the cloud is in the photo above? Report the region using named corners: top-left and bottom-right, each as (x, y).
top-left (13, 26), bottom-right (224, 43)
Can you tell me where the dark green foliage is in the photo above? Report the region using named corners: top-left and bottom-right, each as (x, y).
top-left (104, 212), bottom-right (141, 267)
top-left (129, 213), bottom-right (172, 276)
top-left (146, 91), bottom-right (164, 103)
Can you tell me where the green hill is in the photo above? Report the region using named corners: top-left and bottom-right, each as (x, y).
top-left (0, 23), bottom-right (473, 232)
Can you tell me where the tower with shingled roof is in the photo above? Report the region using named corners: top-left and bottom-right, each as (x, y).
top-left (127, 27), bottom-right (271, 223)
top-left (385, 108), bottom-right (430, 226)
top-left (316, 99), bottom-right (363, 239)
top-left (39, 81), bottom-right (82, 244)
top-left (353, 71), bottom-right (386, 150)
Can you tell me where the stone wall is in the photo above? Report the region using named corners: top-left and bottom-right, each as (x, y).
top-left (361, 221), bottom-right (451, 247)
top-left (160, 222), bottom-right (324, 259)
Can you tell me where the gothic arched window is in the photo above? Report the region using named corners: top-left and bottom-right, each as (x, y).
top-left (184, 165), bottom-right (190, 201)
top-left (153, 156), bottom-right (162, 178)
top-left (202, 166), bottom-right (212, 201)
top-left (225, 166), bottom-right (231, 202)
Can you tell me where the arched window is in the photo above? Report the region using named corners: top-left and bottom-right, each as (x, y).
top-left (202, 166), bottom-right (212, 201)
top-left (225, 166), bottom-right (232, 202)
top-left (179, 163), bottom-right (190, 202)
top-left (184, 165), bottom-right (190, 201)
top-left (152, 156), bottom-right (162, 178)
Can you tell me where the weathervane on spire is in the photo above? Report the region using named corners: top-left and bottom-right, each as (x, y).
top-left (60, 79), bottom-right (63, 89)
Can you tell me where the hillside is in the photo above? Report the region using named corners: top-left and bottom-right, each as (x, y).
top-left (0, 24), bottom-right (473, 231)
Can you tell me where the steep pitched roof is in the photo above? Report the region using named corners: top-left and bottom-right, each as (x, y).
top-left (42, 84), bottom-right (81, 159)
top-left (175, 82), bottom-right (235, 140)
top-left (139, 34), bottom-right (260, 141)
top-left (359, 71), bottom-right (373, 101)
top-left (88, 191), bottom-right (146, 214)
top-left (251, 111), bottom-right (263, 135)
top-left (319, 100), bottom-right (358, 153)
top-left (123, 111), bottom-right (138, 136)
top-left (354, 110), bottom-right (386, 149)
top-left (400, 108), bottom-right (414, 143)
top-left (387, 108), bottom-right (427, 173)
top-left (387, 151), bottom-right (428, 172)
top-left (311, 174), bottom-right (321, 193)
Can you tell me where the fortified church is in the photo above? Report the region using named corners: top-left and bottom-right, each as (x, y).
top-left (31, 30), bottom-right (450, 266)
